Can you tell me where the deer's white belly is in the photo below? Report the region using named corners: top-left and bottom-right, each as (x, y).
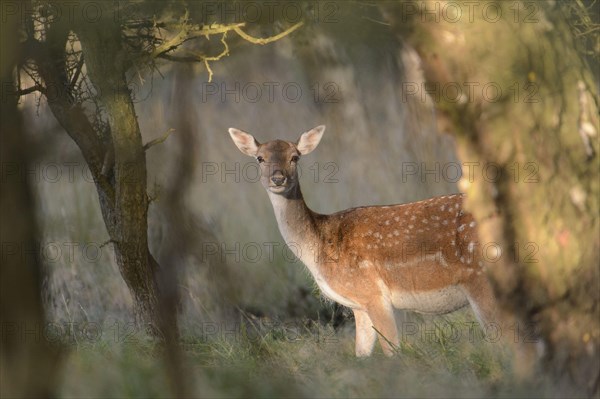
top-left (391, 286), bottom-right (468, 314)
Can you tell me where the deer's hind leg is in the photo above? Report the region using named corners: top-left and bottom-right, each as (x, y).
top-left (461, 273), bottom-right (498, 329)
top-left (364, 299), bottom-right (399, 356)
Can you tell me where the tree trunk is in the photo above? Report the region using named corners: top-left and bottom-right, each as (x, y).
top-left (28, 14), bottom-right (162, 330)
top-left (22, 9), bottom-right (189, 395)
top-left (76, 22), bottom-right (162, 331)
top-left (1, 13), bottom-right (61, 397)
top-left (382, 1), bottom-right (599, 394)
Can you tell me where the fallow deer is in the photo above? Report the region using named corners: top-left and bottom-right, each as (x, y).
top-left (229, 125), bottom-right (498, 356)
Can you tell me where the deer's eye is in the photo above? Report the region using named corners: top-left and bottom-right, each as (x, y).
top-left (257, 156), bottom-right (265, 163)
top-left (291, 155), bottom-right (300, 163)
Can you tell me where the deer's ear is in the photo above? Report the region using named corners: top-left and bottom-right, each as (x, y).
top-left (229, 128), bottom-right (260, 156)
top-left (297, 125), bottom-right (325, 155)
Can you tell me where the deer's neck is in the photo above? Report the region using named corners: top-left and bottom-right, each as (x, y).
top-left (267, 186), bottom-right (359, 309)
top-left (267, 187), bottom-right (321, 270)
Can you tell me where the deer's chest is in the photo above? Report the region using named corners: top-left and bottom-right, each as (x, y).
top-left (301, 252), bottom-right (360, 309)
top-left (312, 271), bottom-right (360, 308)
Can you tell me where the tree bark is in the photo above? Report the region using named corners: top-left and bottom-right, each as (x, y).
top-left (76, 22), bottom-right (162, 330)
top-left (382, 1), bottom-right (599, 394)
top-left (1, 12), bottom-right (61, 397)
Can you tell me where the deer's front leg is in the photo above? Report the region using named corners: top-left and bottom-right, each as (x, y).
top-left (366, 299), bottom-right (399, 356)
top-left (353, 309), bottom-right (377, 357)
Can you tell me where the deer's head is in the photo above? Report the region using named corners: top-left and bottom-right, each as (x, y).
top-left (229, 126), bottom-right (325, 195)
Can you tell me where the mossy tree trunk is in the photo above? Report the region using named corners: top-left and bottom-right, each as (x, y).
top-left (77, 21), bottom-right (162, 331)
top-left (383, 0), bottom-right (599, 393)
top-left (29, 15), bottom-right (162, 331)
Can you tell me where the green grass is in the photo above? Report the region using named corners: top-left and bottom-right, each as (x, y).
top-left (52, 311), bottom-right (560, 399)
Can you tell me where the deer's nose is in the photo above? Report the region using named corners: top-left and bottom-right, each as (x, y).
top-left (271, 172), bottom-right (287, 186)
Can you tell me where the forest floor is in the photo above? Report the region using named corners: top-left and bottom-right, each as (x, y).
top-left (51, 310), bottom-right (563, 398)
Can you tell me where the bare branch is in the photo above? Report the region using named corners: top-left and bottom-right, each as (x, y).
top-left (203, 33), bottom-right (230, 82)
top-left (185, 22), bottom-right (246, 41)
top-left (150, 17), bottom-right (244, 60)
top-left (151, 18), bottom-right (303, 61)
top-left (156, 53), bottom-right (204, 63)
top-left (17, 84), bottom-right (44, 96)
top-left (99, 239), bottom-right (118, 249)
top-left (143, 128), bottom-right (175, 151)
top-left (69, 55), bottom-right (84, 90)
top-left (150, 10), bottom-right (191, 59)
top-left (152, 19), bottom-right (302, 82)
top-left (232, 21), bottom-right (304, 45)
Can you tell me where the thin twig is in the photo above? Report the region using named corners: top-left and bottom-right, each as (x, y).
top-left (150, 19), bottom-right (245, 59)
top-left (69, 55), bottom-right (84, 91)
top-left (143, 128), bottom-right (176, 151)
top-left (17, 84), bottom-right (44, 96)
top-left (203, 33), bottom-right (230, 82)
top-left (233, 21), bottom-right (304, 45)
top-left (99, 239), bottom-right (118, 249)
top-left (372, 326), bottom-right (400, 355)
